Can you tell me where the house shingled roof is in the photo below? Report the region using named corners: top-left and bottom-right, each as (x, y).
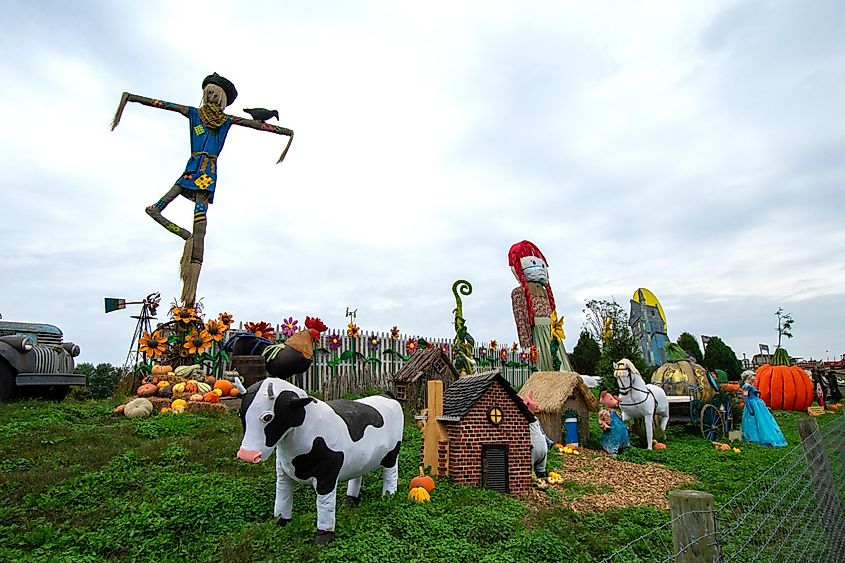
top-left (441, 371), bottom-right (534, 422)
top-left (392, 347), bottom-right (460, 384)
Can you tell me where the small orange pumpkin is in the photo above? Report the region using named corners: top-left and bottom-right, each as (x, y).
top-left (185, 381), bottom-right (198, 394)
top-left (137, 383), bottom-right (158, 397)
top-left (203, 391), bottom-right (220, 403)
top-left (409, 467), bottom-right (435, 492)
top-left (229, 387), bottom-right (240, 397)
top-left (213, 379), bottom-right (233, 396)
top-left (151, 365), bottom-right (172, 376)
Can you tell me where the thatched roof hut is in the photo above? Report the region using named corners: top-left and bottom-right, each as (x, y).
top-left (518, 371), bottom-right (599, 444)
top-left (392, 348), bottom-right (459, 412)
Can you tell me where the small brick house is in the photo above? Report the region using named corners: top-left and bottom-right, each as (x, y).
top-left (420, 371), bottom-right (534, 495)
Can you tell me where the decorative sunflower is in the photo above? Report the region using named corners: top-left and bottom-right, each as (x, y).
top-left (172, 306), bottom-right (197, 324)
top-left (138, 331), bottom-right (168, 358)
top-left (204, 319), bottom-right (226, 342)
top-left (489, 339), bottom-right (498, 351)
top-left (347, 322), bottom-right (360, 338)
top-left (183, 330), bottom-right (212, 355)
top-left (530, 345), bottom-right (539, 364)
top-left (390, 326), bottom-right (400, 340)
top-left (218, 312), bottom-right (235, 328)
top-left (511, 342), bottom-right (519, 352)
top-left (244, 321), bottom-right (275, 341)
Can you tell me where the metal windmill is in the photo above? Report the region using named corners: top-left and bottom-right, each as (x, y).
top-left (104, 292), bottom-right (161, 370)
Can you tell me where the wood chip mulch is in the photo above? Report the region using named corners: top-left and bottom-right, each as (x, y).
top-left (524, 448), bottom-right (697, 512)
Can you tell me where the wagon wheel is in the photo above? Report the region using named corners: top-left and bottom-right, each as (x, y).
top-left (700, 403), bottom-right (726, 441)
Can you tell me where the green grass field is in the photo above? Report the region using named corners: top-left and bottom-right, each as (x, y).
top-left (0, 399), bottom-right (837, 562)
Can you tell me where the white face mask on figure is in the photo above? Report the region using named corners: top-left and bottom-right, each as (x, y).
top-left (520, 256), bottom-right (548, 286)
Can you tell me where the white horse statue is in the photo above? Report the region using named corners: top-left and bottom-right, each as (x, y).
top-left (614, 359), bottom-right (670, 450)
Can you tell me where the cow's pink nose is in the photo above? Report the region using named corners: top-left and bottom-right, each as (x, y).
top-left (237, 448), bottom-right (262, 463)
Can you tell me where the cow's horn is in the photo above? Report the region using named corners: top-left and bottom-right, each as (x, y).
top-left (267, 381), bottom-right (275, 400)
top-left (233, 377), bottom-right (247, 395)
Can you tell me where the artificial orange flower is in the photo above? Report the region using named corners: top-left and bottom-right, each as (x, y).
top-left (204, 319), bottom-right (226, 342)
top-left (511, 342), bottom-right (519, 352)
top-left (139, 331), bottom-right (168, 358)
top-left (347, 322), bottom-right (360, 338)
top-left (390, 326), bottom-right (400, 340)
top-left (489, 340), bottom-right (498, 351)
top-left (183, 330), bottom-right (212, 355)
top-left (171, 306), bottom-right (197, 324)
top-left (218, 312), bottom-right (234, 328)
top-left (244, 321), bottom-right (275, 341)
top-left (530, 345), bottom-right (539, 364)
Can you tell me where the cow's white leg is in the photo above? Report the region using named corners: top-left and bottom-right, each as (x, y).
top-left (346, 477), bottom-right (363, 501)
top-left (382, 464), bottom-right (399, 495)
top-left (315, 483), bottom-right (338, 534)
top-left (274, 452), bottom-right (294, 521)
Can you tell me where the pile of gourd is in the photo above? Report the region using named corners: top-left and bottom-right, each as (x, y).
top-left (407, 467), bottom-right (435, 503)
top-left (134, 364), bottom-right (240, 413)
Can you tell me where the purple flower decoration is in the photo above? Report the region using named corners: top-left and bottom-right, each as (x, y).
top-left (368, 335), bottom-right (380, 351)
top-left (327, 333), bottom-right (342, 351)
top-left (478, 347), bottom-right (488, 357)
top-left (281, 317), bottom-right (299, 338)
top-left (441, 343), bottom-right (451, 355)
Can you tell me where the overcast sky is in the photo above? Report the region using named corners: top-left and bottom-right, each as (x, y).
top-left (2, 0), bottom-right (844, 366)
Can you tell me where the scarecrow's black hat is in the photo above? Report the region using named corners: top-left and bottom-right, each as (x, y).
top-left (202, 72), bottom-right (238, 106)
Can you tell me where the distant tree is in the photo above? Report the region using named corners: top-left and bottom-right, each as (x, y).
top-left (570, 331), bottom-right (601, 376)
top-left (677, 332), bottom-right (704, 363)
top-left (584, 299), bottom-right (650, 393)
top-left (703, 337), bottom-right (743, 379)
top-left (775, 307), bottom-right (794, 348)
top-left (74, 362), bottom-right (122, 399)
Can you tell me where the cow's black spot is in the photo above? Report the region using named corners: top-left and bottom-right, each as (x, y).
top-left (326, 400), bottom-right (384, 442)
top-left (264, 391), bottom-right (315, 447)
top-left (292, 437), bottom-right (344, 495)
top-left (380, 440), bottom-right (401, 468)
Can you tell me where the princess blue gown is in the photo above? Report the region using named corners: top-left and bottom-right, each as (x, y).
top-left (742, 383), bottom-right (787, 447)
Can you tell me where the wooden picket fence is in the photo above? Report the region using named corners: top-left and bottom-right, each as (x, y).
top-left (223, 323), bottom-right (533, 398)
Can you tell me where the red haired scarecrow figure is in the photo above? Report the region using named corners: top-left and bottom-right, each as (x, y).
top-left (509, 240), bottom-right (572, 372)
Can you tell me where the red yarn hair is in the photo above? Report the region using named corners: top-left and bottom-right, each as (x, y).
top-left (508, 240), bottom-right (555, 326)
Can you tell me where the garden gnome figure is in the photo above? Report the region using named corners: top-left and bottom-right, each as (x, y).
top-left (509, 240), bottom-right (572, 372)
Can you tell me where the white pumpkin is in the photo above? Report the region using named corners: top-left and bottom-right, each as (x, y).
top-left (124, 398), bottom-right (154, 419)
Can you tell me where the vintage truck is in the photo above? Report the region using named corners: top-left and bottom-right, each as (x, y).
top-left (0, 320), bottom-right (84, 402)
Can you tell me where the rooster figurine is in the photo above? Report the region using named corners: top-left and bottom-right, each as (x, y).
top-left (224, 316), bottom-right (328, 380)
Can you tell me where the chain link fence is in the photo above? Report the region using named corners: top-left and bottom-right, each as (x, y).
top-left (602, 414), bottom-right (845, 562)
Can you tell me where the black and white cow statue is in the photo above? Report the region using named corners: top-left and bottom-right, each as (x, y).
top-left (235, 377), bottom-right (403, 544)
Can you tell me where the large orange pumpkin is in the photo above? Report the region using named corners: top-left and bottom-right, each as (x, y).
top-left (755, 348), bottom-right (813, 411)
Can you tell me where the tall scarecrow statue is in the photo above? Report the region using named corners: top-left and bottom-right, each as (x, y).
top-left (509, 240), bottom-right (572, 372)
top-left (111, 73), bottom-right (294, 306)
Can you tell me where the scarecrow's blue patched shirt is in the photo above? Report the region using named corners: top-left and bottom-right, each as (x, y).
top-left (174, 106), bottom-right (233, 204)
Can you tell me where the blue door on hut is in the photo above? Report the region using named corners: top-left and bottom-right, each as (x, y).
top-left (563, 410), bottom-right (580, 446)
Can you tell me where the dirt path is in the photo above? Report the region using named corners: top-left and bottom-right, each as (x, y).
top-left (525, 448), bottom-right (697, 512)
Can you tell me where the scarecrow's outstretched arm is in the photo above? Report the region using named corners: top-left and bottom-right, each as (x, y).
top-left (230, 116), bottom-right (294, 164)
top-left (111, 92), bottom-right (295, 163)
top-left (110, 92), bottom-right (189, 131)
